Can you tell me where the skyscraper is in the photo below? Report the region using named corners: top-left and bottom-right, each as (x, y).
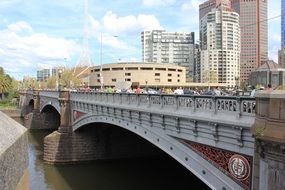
top-left (141, 30), bottom-right (195, 80)
top-left (231, 0), bottom-right (268, 82)
top-left (281, 0), bottom-right (285, 48)
top-left (200, 3), bottom-right (240, 87)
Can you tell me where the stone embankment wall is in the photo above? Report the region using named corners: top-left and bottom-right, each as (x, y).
top-left (0, 109), bottom-right (21, 118)
top-left (0, 111), bottom-right (28, 190)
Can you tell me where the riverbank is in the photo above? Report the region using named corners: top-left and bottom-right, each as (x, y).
top-left (0, 108), bottom-right (22, 118)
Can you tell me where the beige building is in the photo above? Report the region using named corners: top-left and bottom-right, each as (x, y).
top-left (200, 2), bottom-right (240, 88)
top-left (89, 62), bottom-right (186, 87)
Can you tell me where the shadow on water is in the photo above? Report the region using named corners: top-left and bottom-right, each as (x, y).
top-left (14, 117), bottom-right (210, 190)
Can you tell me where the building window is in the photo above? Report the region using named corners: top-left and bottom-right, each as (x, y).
top-left (168, 74), bottom-right (172, 77)
top-left (125, 73), bottom-right (131, 76)
top-left (177, 69), bottom-right (183, 72)
top-left (177, 79), bottom-right (180, 82)
top-left (125, 78), bottom-right (131, 82)
top-left (168, 68), bottom-right (176, 71)
top-left (126, 67), bottom-right (138, 70)
top-left (97, 79), bottom-right (100, 82)
top-left (112, 68), bottom-right (123, 71)
top-left (155, 68), bottom-right (166, 71)
top-left (102, 68), bottom-right (110, 71)
top-left (177, 74), bottom-right (180, 77)
top-left (168, 79), bottom-right (172, 82)
top-left (155, 73), bottom-right (160, 76)
top-left (97, 74), bottom-right (100, 77)
top-left (94, 69), bottom-right (100, 72)
top-left (141, 67), bottom-right (153, 70)
top-left (112, 79), bottom-right (117, 82)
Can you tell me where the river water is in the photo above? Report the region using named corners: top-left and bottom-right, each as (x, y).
top-left (15, 118), bottom-right (210, 190)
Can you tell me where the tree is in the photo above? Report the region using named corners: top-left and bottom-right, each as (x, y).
top-left (0, 67), bottom-right (12, 99)
top-left (202, 70), bottom-right (218, 83)
top-left (60, 69), bottom-right (82, 88)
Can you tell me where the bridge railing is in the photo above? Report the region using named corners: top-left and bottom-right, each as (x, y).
top-left (70, 92), bottom-right (256, 118)
top-left (39, 91), bottom-right (60, 99)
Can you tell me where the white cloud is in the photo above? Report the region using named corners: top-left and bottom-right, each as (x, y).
top-left (0, 22), bottom-right (80, 78)
top-left (7, 21), bottom-right (33, 33)
top-left (89, 11), bottom-right (163, 51)
top-left (102, 11), bottom-right (163, 35)
top-left (142, 0), bottom-right (176, 7)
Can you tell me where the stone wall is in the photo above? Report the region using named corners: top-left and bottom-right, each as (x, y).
top-left (0, 109), bottom-right (21, 118)
top-left (251, 90), bottom-right (285, 190)
top-left (44, 124), bottom-right (162, 164)
top-left (25, 110), bottom-right (60, 130)
top-left (0, 111), bottom-right (28, 190)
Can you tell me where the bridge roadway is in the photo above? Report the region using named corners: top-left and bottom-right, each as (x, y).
top-left (22, 90), bottom-right (256, 190)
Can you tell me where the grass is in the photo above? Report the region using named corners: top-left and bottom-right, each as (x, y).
top-left (0, 102), bottom-right (17, 109)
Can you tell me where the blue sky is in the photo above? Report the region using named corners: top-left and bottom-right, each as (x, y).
top-left (0, 0), bottom-right (281, 79)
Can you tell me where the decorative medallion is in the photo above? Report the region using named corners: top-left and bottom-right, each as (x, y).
top-left (180, 139), bottom-right (251, 190)
top-left (228, 154), bottom-right (250, 180)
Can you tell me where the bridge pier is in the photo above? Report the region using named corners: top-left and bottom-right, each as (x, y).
top-left (251, 91), bottom-right (285, 190)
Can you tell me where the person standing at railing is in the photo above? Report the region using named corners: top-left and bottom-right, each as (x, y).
top-left (135, 86), bottom-right (141, 94)
top-left (266, 84), bottom-right (273, 92)
top-left (250, 86), bottom-right (256, 97)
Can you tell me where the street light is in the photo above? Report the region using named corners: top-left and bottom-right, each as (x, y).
top-left (58, 69), bottom-right (63, 91)
top-left (100, 34), bottom-right (119, 90)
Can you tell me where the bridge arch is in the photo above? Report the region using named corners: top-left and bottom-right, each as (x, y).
top-left (40, 104), bottom-right (61, 130)
top-left (73, 113), bottom-right (244, 190)
top-left (27, 99), bottom-right (34, 113)
top-left (40, 102), bottom-right (60, 115)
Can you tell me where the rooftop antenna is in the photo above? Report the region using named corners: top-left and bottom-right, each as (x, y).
top-left (74, 0), bottom-right (93, 77)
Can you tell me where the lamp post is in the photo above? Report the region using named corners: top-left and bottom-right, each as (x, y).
top-left (58, 69), bottom-right (62, 91)
top-left (99, 34), bottom-right (118, 90)
top-left (145, 80), bottom-right (148, 92)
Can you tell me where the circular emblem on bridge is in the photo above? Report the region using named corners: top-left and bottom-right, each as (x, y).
top-left (228, 154), bottom-right (250, 180)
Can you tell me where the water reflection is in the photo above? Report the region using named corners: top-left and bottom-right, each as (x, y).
top-left (15, 118), bottom-right (210, 190)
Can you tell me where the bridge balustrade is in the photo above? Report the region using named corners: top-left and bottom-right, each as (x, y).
top-left (70, 92), bottom-right (255, 118)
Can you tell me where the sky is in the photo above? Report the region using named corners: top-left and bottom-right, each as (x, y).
top-left (0, 0), bottom-right (281, 79)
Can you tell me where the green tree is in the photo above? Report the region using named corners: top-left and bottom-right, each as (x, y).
top-left (60, 69), bottom-right (82, 88)
top-left (0, 67), bottom-right (12, 99)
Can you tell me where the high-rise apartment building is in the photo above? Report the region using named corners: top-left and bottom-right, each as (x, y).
top-left (199, 0), bottom-right (232, 20)
top-left (37, 66), bottom-right (51, 82)
top-left (194, 44), bottom-right (201, 82)
top-left (200, 3), bottom-right (240, 87)
top-left (141, 30), bottom-right (195, 80)
top-left (231, 0), bottom-right (268, 82)
top-left (281, 0), bottom-right (285, 48)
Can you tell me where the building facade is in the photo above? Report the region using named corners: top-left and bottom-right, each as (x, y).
top-left (37, 67), bottom-right (51, 82)
top-left (89, 62), bottom-right (186, 87)
top-left (141, 30), bottom-right (195, 80)
top-left (199, 0), bottom-right (232, 20)
top-left (200, 3), bottom-right (240, 87)
top-left (279, 48), bottom-right (285, 69)
top-left (249, 60), bottom-right (285, 88)
top-left (231, 0), bottom-right (268, 82)
top-left (194, 44), bottom-right (201, 82)
top-left (281, 0), bottom-right (285, 48)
